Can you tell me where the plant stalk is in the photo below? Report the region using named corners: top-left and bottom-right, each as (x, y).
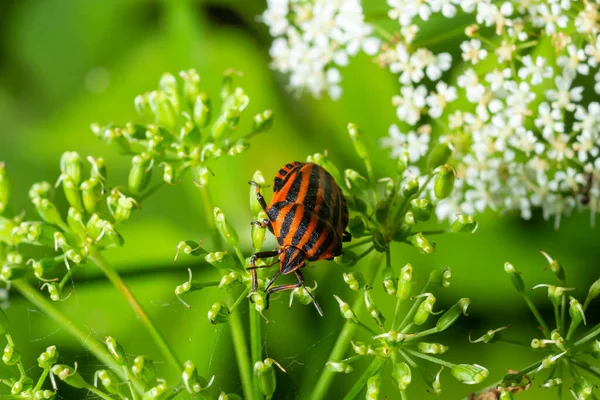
top-left (309, 253), bottom-right (383, 400)
top-left (88, 247), bottom-right (182, 373)
top-left (12, 280), bottom-right (143, 393)
top-left (342, 356), bottom-right (385, 400)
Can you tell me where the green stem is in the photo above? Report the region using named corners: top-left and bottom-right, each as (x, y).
top-left (554, 302), bottom-right (561, 333)
top-left (200, 186), bottom-right (221, 248)
top-left (33, 369), bottom-right (49, 392)
top-left (88, 247), bottom-right (182, 373)
top-left (344, 237), bottom-right (373, 251)
top-left (309, 253), bottom-right (383, 400)
top-left (418, 229), bottom-right (450, 236)
top-left (560, 293), bottom-right (567, 334)
top-left (403, 349), bottom-right (455, 369)
top-left (521, 292), bottom-right (550, 338)
top-left (123, 365), bottom-right (139, 400)
top-left (404, 327), bottom-right (439, 341)
top-left (250, 307), bottom-right (263, 400)
top-left (84, 383), bottom-right (114, 400)
top-left (357, 321), bottom-right (379, 336)
top-left (229, 307), bottom-right (256, 400)
top-left (571, 359), bottom-right (600, 380)
top-left (574, 322), bottom-right (600, 348)
top-left (5, 334), bottom-right (26, 378)
top-left (342, 357), bottom-right (385, 400)
top-left (11, 280), bottom-right (143, 393)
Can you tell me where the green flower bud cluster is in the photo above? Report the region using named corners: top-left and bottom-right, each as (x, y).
top-left (307, 124), bottom-right (477, 269)
top-left (327, 265), bottom-right (484, 397)
top-left (0, 310), bottom-right (59, 399)
top-left (471, 251), bottom-right (600, 398)
top-left (93, 69), bottom-right (272, 190)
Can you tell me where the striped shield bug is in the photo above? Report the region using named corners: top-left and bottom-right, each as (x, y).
top-left (249, 161), bottom-right (352, 316)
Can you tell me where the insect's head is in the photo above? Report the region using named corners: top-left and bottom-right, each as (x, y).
top-left (279, 246), bottom-right (305, 274)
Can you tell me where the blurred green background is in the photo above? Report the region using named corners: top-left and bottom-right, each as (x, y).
top-left (1, 1), bottom-right (599, 399)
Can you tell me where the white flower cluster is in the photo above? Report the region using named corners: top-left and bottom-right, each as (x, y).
top-left (261, 0), bottom-right (380, 99)
top-left (263, 0), bottom-right (600, 228)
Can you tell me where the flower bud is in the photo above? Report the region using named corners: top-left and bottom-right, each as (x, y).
top-left (569, 296), bottom-right (586, 330)
top-left (540, 250), bottom-right (565, 282)
top-left (60, 152), bottom-right (83, 185)
top-left (326, 361), bottom-right (353, 374)
top-left (571, 376), bottom-right (593, 399)
top-left (365, 287), bottom-right (385, 327)
top-left (428, 267), bottom-right (451, 288)
top-left (504, 262), bottom-right (525, 292)
top-left (37, 345), bottom-right (59, 369)
top-left (33, 389), bottom-right (55, 399)
top-left (366, 374), bottom-right (381, 400)
top-left (343, 272), bottom-right (365, 291)
top-left (208, 302), bottom-right (230, 324)
top-left (410, 199), bottom-right (433, 221)
top-left (132, 355), bottom-right (156, 384)
top-left (450, 364), bottom-right (488, 385)
top-left (427, 142), bottom-right (452, 171)
top-left (95, 369), bottom-right (122, 395)
top-left (434, 165), bottom-right (455, 199)
top-left (228, 139), bottom-right (250, 156)
top-left (382, 266), bottom-right (396, 295)
top-left (182, 360), bottom-right (201, 393)
top-left (351, 341), bottom-right (372, 356)
top-left (143, 381), bottom-right (168, 400)
top-left (414, 293), bottom-right (437, 325)
top-left (80, 177), bottom-right (103, 213)
top-left (251, 213), bottom-right (267, 251)
top-left (421, 367), bottom-right (443, 396)
top-left (105, 336), bottom-right (127, 365)
top-left (134, 93), bottom-right (152, 119)
top-left (250, 291), bottom-right (267, 314)
top-left (249, 171), bottom-right (266, 215)
top-left (402, 177), bottom-right (419, 198)
top-left (469, 326), bottom-right (509, 344)
top-left (115, 197), bottom-right (137, 223)
top-left (392, 361), bottom-right (412, 391)
top-left (408, 232), bottom-right (435, 254)
top-left (180, 69), bottom-right (201, 108)
top-left (202, 143), bottom-right (224, 160)
top-left (347, 123), bottom-right (370, 161)
top-left (29, 181), bottom-right (52, 200)
top-left (344, 169), bottom-right (369, 194)
top-left (10, 376), bottom-right (31, 395)
top-left (212, 109), bottom-right (240, 139)
top-left (333, 295), bottom-right (357, 323)
top-left (32, 197), bottom-right (64, 226)
top-left (418, 342), bottom-right (449, 355)
top-left (173, 240), bottom-right (206, 263)
top-left (51, 364), bottom-right (88, 389)
top-left (536, 352), bottom-right (567, 373)
top-left (88, 156), bottom-right (107, 182)
top-left (148, 90), bottom-right (177, 131)
top-left (0, 163), bottom-right (9, 214)
top-left (66, 208), bottom-right (86, 238)
top-left (205, 252), bottom-right (237, 270)
top-left (254, 358), bottom-right (285, 397)
top-left (252, 110), bottom-right (274, 134)
top-left (584, 277), bottom-right (600, 310)
top-left (0, 265), bottom-right (27, 281)
top-left (219, 272), bottom-right (241, 289)
top-left (193, 92), bottom-right (212, 128)
top-left (214, 207), bottom-right (239, 247)
top-left (61, 176), bottom-right (84, 211)
top-left (334, 250), bottom-right (357, 266)
top-left (3, 342), bottom-right (20, 365)
top-left (436, 298), bottom-right (470, 332)
top-left (540, 378), bottom-right (563, 388)
top-left (451, 214), bottom-right (478, 233)
top-left (128, 153), bottom-right (153, 195)
top-left (397, 264), bottom-right (413, 300)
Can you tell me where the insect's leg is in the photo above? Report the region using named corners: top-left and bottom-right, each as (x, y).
top-left (342, 230), bottom-right (352, 242)
top-left (264, 270), bottom-right (282, 292)
top-left (249, 250), bottom-right (280, 292)
top-left (250, 218), bottom-right (274, 234)
top-left (265, 282), bottom-right (301, 311)
top-left (249, 181), bottom-right (269, 213)
top-left (295, 270), bottom-right (324, 317)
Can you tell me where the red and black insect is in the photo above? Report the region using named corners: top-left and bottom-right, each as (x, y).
top-left (249, 161), bottom-right (351, 316)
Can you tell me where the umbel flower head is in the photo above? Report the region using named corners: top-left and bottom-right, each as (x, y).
top-left (471, 251), bottom-right (600, 399)
top-left (262, 0), bottom-right (600, 229)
